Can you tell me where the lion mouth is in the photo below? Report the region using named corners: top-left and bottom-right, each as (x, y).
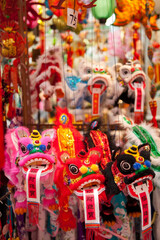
top-left (129, 74), bottom-right (145, 89)
top-left (24, 158), bottom-right (50, 170)
top-left (22, 157), bottom-right (54, 176)
top-left (131, 176), bottom-right (152, 194)
top-left (132, 77), bottom-right (144, 85)
top-left (78, 179), bottom-right (101, 190)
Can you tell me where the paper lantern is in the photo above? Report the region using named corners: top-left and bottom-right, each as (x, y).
top-left (91, 0), bottom-right (115, 24)
top-left (0, 21), bottom-right (25, 58)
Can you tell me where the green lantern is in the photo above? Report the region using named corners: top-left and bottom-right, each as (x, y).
top-left (92, 0), bottom-right (115, 24)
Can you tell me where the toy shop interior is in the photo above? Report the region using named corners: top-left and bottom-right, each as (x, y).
top-left (1, 0), bottom-right (160, 240)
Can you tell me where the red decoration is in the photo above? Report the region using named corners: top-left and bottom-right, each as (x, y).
top-left (149, 100), bottom-right (158, 128)
top-left (133, 23), bottom-right (140, 60)
top-left (50, 0), bottom-right (97, 10)
top-left (0, 63), bottom-right (5, 170)
top-left (0, 0), bottom-right (19, 22)
top-left (0, 21), bottom-right (25, 58)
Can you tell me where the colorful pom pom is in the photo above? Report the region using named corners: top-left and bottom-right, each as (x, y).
top-left (133, 162), bottom-right (141, 170)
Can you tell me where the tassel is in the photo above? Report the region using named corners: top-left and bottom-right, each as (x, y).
top-left (7, 94), bottom-right (16, 119)
top-left (58, 207), bottom-right (77, 231)
top-left (149, 100), bottom-right (158, 128)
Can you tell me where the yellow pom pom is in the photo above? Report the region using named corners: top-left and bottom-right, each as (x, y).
top-left (90, 164), bottom-right (99, 172)
top-left (79, 166), bottom-right (88, 174)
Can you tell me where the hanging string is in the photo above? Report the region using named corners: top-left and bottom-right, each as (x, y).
top-left (110, 22), bottom-right (121, 146)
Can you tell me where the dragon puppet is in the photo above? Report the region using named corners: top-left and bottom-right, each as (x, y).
top-left (84, 118), bottom-right (116, 170)
top-left (106, 60), bottom-right (146, 124)
top-left (30, 46), bottom-right (64, 114)
top-left (4, 127), bottom-right (59, 239)
top-left (53, 108), bottom-right (119, 236)
top-left (102, 143), bottom-right (155, 239)
top-left (84, 118), bottom-right (155, 237)
top-left (121, 117), bottom-right (160, 240)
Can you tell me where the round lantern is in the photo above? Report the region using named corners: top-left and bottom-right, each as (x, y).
top-left (0, 21), bottom-right (25, 58)
top-left (91, 0), bottom-right (115, 24)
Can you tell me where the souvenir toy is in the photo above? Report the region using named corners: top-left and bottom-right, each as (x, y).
top-left (53, 107), bottom-right (85, 158)
top-left (122, 118), bottom-right (160, 188)
top-left (75, 61), bottom-right (114, 121)
top-left (4, 127), bottom-right (58, 239)
top-left (84, 118), bottom-right (115, 169)
top-left (58, 64), bottom-right (81, 110)
top-left (0, 21), bottom-right (25, 59)
top-left (54, 147), bottom-right (107, 231)
top-left (30, 46), bottom-right (64, 113)
top-left (102, 143), bottom-right (155, 238)
top-left (59, 59), bottom-right (114, 121)
top-left (122, 118), bottom-right (160, 239)
top-left (108, 60), bottom-right (146, 124)
top-left (87, 65), bottom-right (114, 117)
top-left (114, 0), bottom-right (159, 39)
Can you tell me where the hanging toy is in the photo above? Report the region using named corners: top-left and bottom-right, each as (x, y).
top-left (71, 60), bottom-right (114, 121)
top-left (113, 0), bottom-right (159, 39)
top-left (102, 144), bottom-right (155, 239)
top-left (54, 147), bottom-right (107, 231)
top-left (87, 64), bottom-right (113, 117)
top-left (109, 60), bottom-right (146, 124)
top-left (61, 32), bottom-right (74, 68)
top-left (120, 117), bottom-right (160, 239)
top-left (53, 107), bottom-right (85, 158)
top-left (0, 21), bottom-right (25, 59)
top-left (132, 23), bottom-right (140, 60)
top-left (30, 46), bottom-right (64, 113)
top-left (4, 127), bottom-right (58, 238)
top-left (84, 118), bottom-right (115, 169)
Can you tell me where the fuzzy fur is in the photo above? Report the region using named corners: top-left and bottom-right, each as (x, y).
top-left (29, 46), bottom-right (64, 113)
top-left (4, 127), bottom-right (57, 217)
top-left (123, 122), bottom-right (160, 166)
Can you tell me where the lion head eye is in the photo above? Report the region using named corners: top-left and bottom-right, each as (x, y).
top-left (69, 164), bottom-right (79, 175)
top-left (20, 144), bottom-right (28, 154)
top-left (46, 142), bottom-right (51, 151)
top-left (120, 161), bottom-right (131, 171)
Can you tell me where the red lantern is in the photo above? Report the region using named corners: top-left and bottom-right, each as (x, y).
top-left (0, 21), bottom-right (25, 58)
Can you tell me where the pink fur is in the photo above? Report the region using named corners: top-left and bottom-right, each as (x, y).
top-left (14, 190), bottom-right (27, 209)
top-left (14, 190), bottom-right (26, 198)
top-left (42, 198), bottom-right (57, 208)
top-left (18, 152), bottom-right (55, 166)
top-left (4, 129), bottom-right (20, 185)
top-left (44, 189), bottom-right (57, 198)
top-left (4, 127), bottom-right (58, 219)
top-left (4, 127), bottom-right (30, 185)
top-left (15, 200), bottom-right (27, 209)
top-left (18, 137), bottom-right (32, 157)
